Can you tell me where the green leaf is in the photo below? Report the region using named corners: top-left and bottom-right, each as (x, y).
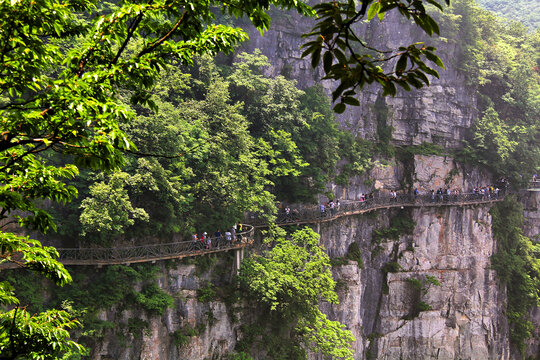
top-left (312, 48), bottom-right (322, 68)
top-left (342, 97), bottom-right (360, 106)
top-left (367, 2), bottom-right (380, 21)
top-left (395, 54), bottom-right (408, 74)
top-left (333, 102), bottom-right (346, 113)
top-left (424, 51), bottom-right (445, 69)
top-left (323, 51), bottom-right (333, 73)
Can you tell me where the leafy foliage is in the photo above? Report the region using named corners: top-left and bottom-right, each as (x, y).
top-left (172, 325), bottom-right (201, 348)
top-left (197, 282), bottom-right (217, 303)
top-left (441, 0), bottom-right (540, 185)
top-left (80, 171), bottom-right (150, 243)
top-left (59, 52), bottom-right (375, 239)
top-left (403, 275), bottom-right (440, 319)
top-left (0, 306), bottom-right (85, 360)
top-left (1, 263), bottom-right (175, 353)
top-left (331, 242), bottom-right (364, 268)
top-left (239, 227), bottom-right (355, 359)
top-left (490, 197), bottom-right (540, 354)
top-left (301, 0), bottom-right (449, 112)
top-left (373, 210), bottom-right (416, 243)
top-left (0, 0), bottom-right (315, 357)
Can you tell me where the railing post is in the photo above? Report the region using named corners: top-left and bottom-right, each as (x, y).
top-left (235, 248), bottom-right (241, 272)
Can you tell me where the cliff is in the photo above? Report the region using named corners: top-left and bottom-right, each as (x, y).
top-left (239, 10), bottom-right (477, 149)
top-left (81, 6), bottom-right (536, 360)
top-left (85, 154), bottom-right (524, 360)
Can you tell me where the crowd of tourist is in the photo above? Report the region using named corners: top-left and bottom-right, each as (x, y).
top-left (191, 223), bottom-right (245, 249)
top-left (278, 180), bottom-right (508, 221)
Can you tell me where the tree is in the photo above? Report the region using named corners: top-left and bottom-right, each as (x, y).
top-left (301, 0), bottom-right (450, 112)
top-left (0, 0), bottom-right (313, 358)
top-left (79, 170), bottom-right (150, 243)
top-left (238, 227), bottom-right (355, 359)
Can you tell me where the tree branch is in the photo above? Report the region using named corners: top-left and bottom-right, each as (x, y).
top-left (138, 10), bottom-right (188, 58)
top-left (111, 12), bottom-right (145, 66)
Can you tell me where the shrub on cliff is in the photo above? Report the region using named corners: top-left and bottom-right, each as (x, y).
top-left (238, 227), bottom-right (355, 360)
top-left (491, 196), bottom-right (540, 354)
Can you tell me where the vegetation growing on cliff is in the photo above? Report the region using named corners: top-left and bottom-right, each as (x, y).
top-left (238, 227), bottom-right (355, 359)
top-left (403, 275), bottom-right (441, 320)
top-left (491, 197), bottom-right (540, 354)
top-left (438, 0), bottom-right (540, 185)
top-left (1, 264), bottom-right (175, 351)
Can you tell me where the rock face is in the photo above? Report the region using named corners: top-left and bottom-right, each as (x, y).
top-left (317, 155), bottom-right (511, 359)
top-left (240, 10), bottom-right (477, 149)
top-left (318, 203), bottom-right (509, 359)
top-left (89, 264), bottom-right (240, 360)
top-left (521, 190), bottom-right (540, 240)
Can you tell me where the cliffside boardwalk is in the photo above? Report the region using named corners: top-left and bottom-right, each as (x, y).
top-left (1, 192), bottom-right (508, 269)
top-left (250, 192), bottom-right (507, 227)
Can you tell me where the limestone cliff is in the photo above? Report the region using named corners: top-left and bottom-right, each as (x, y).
top-left (86, 154), bottom-right (523, 360)
top-left (239, 10), bottom-right (476, 149)
top-left (320, 205), bottom-right (509, 359)
top-left (83, 6), bottom-right (535, 360)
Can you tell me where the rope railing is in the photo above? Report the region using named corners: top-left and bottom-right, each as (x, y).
top-left (248, 191), bottom-right (507, 227)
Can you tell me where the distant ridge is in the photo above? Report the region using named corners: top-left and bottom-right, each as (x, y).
top-left (476, 0), bottom-right (539, 29)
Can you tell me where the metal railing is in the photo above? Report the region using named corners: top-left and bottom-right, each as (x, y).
top-left (54, 225), bottom-right (255, 265)
top-left (248, 191), bottom-right (507, 227)
top-left (1, 190), bottom-right (507, 268)
top-left (529, 181), bottom-right (540, 189)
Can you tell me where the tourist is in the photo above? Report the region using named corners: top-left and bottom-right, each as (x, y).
top-left (215, 230), bottom-right (221, 248)
top-left (200, 232), bottom-right (207, 249)
top-left (320, 203), bottom-right (326, 217)
top-left (329, 200), bottom-right (335, 216)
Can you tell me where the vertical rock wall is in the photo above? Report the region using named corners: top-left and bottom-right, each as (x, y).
top-left (318, 205), bottom-right (509, 359)
top-left (240, 10), bottom-right (477, 148)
